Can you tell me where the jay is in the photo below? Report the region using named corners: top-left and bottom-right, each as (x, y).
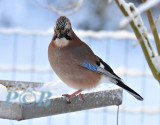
top-left (48, 16), bottom-right (143, 103)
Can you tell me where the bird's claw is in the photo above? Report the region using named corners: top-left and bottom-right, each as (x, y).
top-left (62, 94), bottom-right (71, 104)
top-left (62, 93), bottom-right (85, 104)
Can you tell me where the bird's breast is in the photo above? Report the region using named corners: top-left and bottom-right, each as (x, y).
top-left (48, 44), bottom-right (101, 89)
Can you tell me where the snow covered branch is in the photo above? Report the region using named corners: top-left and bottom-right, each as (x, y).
top-left (34, 0), bottom-right (84, 15)
top-left (115, 0), bottom-right (160, 83)
top-left (119, 0), bottom-right (160, 28)
top-left (142, 0), bottom-right (160, 55)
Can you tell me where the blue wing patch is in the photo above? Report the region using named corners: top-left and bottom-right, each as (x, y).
top-left (82, 62), bottom-right (98, 72)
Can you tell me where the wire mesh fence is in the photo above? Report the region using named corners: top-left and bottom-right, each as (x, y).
top-left (0, 28), bottom-right (159, 125)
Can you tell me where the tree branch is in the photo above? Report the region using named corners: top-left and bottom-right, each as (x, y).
top-left (142, 0), bottom-right (160, 55)
top-left (34, 0), bottom-right (84, 15)
top-left (115, 0), bottom-right (160, 83)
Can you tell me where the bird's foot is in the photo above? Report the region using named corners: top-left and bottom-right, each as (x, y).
top-left (62, 89), bottom-right (83, 104)
top-left (62, 94), bottom-right (72, 104)
top-left (62, 93), bottom-right (85, 104)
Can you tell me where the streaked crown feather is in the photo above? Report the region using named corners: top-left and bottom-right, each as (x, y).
top-left (55, 16), bottom-right (71, 30)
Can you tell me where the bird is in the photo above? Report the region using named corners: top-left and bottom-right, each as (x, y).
top-left (48, 16), bottom-right (143, 103)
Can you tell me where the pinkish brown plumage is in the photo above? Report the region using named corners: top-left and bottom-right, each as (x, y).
top-left (48, 16), bottom-right (143, 103)
top-left (49, 31), bottom-right (101, 90)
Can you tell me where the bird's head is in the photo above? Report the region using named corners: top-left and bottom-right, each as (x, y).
top-left (54, 16), bottom-right (72, 40)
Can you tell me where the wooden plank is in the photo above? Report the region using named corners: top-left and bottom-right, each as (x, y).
top-left (0, 80), bottom-right (123, 120)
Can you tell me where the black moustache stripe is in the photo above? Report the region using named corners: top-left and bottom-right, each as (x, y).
top-left (64, 34), bottom-right (72, 40)
top-left (53, 34), bottom-right (71, 41)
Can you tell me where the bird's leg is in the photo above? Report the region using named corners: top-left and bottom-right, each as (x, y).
top-left (62, 89), bottom-right (83, 104)
top-left (79, 93), bottom-right (85, 103)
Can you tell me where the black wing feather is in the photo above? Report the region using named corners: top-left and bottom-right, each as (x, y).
top-left (96, 57), bottom-right (143, 101)
top-left (116, 80), bottom-right (143, 100)
top-left (97, 57), bottom-right (121, 80)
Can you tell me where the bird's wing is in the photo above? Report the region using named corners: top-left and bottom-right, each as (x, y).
top-left (71, 42), bottom-right (143, 101)
top-left (71, 42), bottom-right (121, 81)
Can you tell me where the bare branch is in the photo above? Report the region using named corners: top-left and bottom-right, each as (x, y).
top-left (34, 0), bottom-right (84, 15)
top-left (55, 1), bottom-right (81, 10)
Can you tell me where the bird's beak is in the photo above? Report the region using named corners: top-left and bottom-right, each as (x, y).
top-left (57, 33), bottom-right (62, 39)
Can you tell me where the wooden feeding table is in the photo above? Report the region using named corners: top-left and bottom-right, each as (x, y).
top-left (0, 80), bottom-right (123, 120)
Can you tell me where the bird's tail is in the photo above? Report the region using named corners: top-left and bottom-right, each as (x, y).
top-left (116, 80), bottom-right (143, 101)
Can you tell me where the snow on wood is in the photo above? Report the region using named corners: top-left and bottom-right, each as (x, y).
top-left (0, 80), bottom-right (122, 120)
top-left (0, 84), bottom-right (8, 101)
top-left (0, 80), bottom-right (44, 91)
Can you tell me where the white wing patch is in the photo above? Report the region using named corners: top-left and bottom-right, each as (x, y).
top-left (99, 62), bottom-right (105, 69)
top-left (99, 75), bottom-right (118, 84)
top-left (97, 67), bottom-right (121, 81)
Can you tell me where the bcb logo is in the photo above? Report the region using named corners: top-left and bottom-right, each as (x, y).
top-left (5, 91), bottom-right (52, 107)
